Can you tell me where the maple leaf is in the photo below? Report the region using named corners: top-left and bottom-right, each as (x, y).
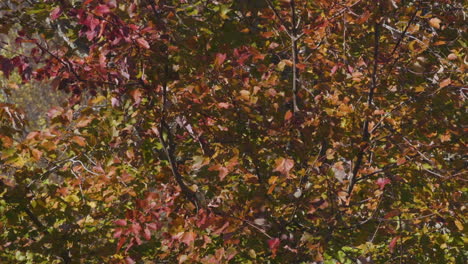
top-left (274, 157), bottom-right (294, 176)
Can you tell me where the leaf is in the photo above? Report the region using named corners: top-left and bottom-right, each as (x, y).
top-left (454, 220), bottom-right (464, 231)
top-left (131, 89), bottom-right (142, 105)
top-left (429, 17), bottom-right (441, 29)
top-left (130, 223), bottom-right (141, 235)
top-left (143, 228), bottom-right (151, 240)
top-left (376, 178), bottom-right (391, 190)
top-left (439, 78), bottom-right (451, 88)
top-left (125, 257), bottom-right (136, 264)
top-left (113, 228), bottom-right (123, 238)
top-left (239, 90), bottom-right (250, 100)
top-left (71, 136), bottom-right (86, 147)
top-left (217, 102), bottom-right (231, 109)
top-left (181, 231), bottom-right (196, 246)
top-left (389, 236), bottom-right (400, 253)
top-left (115, 219), bottom-right (127, 226)
top-left (95, 4), bottom-right (111, 16)
top-left (284, 110), bottom-right (293, 121)
top-left (208, 164), bottom-right (229, 180)
top-left (214, 53), bottom-right (227, 68)
top-left (31, 148), bottom-right (43, 161)
top-left (267, 238), bottom-right (280, 257)
top-left (50, 6), bottom-right (62, 20)
top-left (273, 157), bottom-right (294, 176)
top-left (136, 38), bottom-right (150, 49)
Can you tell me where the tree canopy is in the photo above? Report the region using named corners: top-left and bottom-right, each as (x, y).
top-left (0, 0), bottom-right (466, 263)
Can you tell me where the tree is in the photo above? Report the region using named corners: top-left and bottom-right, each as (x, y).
top-left (0, 0), bottom-right (466, 263)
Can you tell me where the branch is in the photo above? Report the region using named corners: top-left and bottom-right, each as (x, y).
top-left (346, 19), bottom-right (381, 198)
top-left (264, 0), bottom-right (291, 35)
top-left (290, 0), bottom-right (300, 113)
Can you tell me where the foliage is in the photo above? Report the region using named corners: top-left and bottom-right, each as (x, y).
top-left (0, 0), bottom-right (466, 263)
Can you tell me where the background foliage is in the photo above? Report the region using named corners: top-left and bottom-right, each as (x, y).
top-left (0, 0), bottom-right (466, 263)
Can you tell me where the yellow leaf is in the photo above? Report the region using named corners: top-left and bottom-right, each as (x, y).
top-left (239, 90), bottom-right (250, 101)
top-left (454, 220), bottom-right (464, 231)
top-left (268, 176), bottom-right (278, 185)
top-left (415, 86), bottom-right (425, 92)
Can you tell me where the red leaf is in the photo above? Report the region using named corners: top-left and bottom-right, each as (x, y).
top-left (115, 219), bottom-right (127, 226)
top-left (136, 38), bottom-right (150, 49)
top-left (116, 237), bottom-right (126, 251)
top-left (95, 4), bottom-right (110, 16)
top-left (214, 53), bottom-right (227, 68)
top-left (130, 223), bottom-right (142, 235)
top-left (331, 65), bottom-right (339, 75)
top-left (268, 238), bottom-right (280, 257)
top-left (217, 102), bottom-right (231, 109)
top-left (125, 257), bottom-right (136, 264)
top-left (181, 231), bottom-right (196, 246)
top-left (50, 6), bottom-right (62, 20)
top-left (113, 228), bottom-right (123, 238)
top-left (284, 110), bottom-right (293, 121)
top-left (146, 223), bottom-right (158, 231)
top-left (376, 178), bottom-right (391, 190)
top-left (389, 236), bottom-right (400, 253)
top-left (143, 228), bottom-right (151, 240)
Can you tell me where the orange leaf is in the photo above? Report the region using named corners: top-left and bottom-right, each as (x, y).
top-left (439, 78), bottom-right (451, 88)
top-left (181, 231), bottom-right (196, 246)
top-left (72, 136), bottom-right (86, 147)
top-left (31, 148), bottom-right (43, 161)
top-left (214, 53), bottom-right (227, 68)
top-left (429, 17), bottom-right (441, 29)
top-left (273, 157), bottom-right (294, 176)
